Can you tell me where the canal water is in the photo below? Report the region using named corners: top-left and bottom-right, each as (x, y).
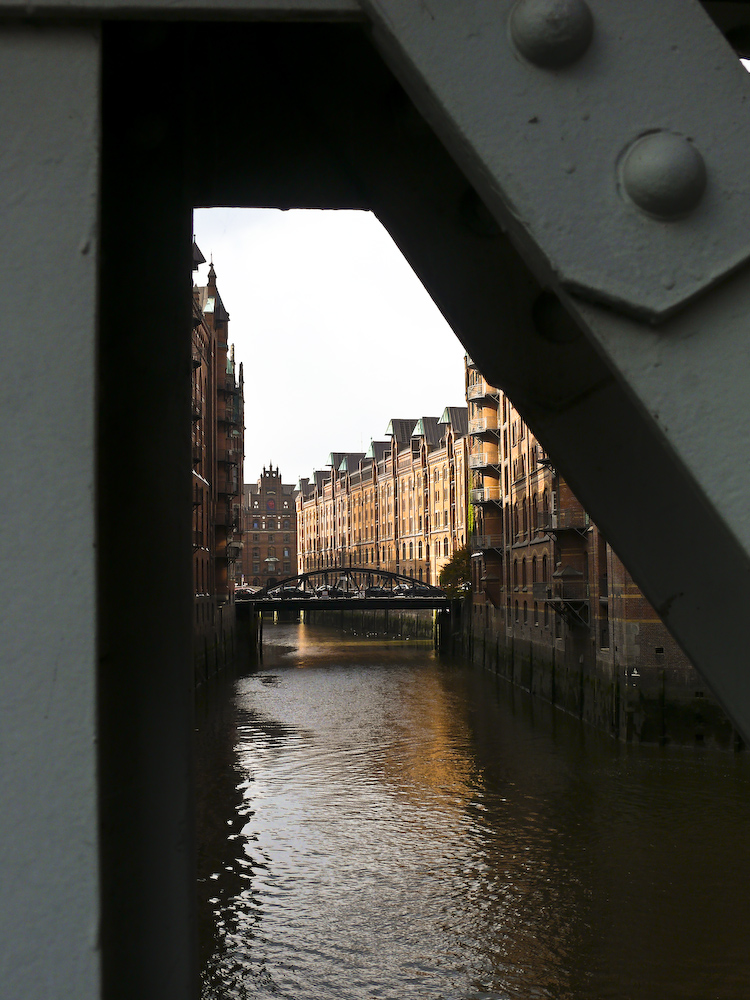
top-left (196, 620), bottom-right (750, 1000)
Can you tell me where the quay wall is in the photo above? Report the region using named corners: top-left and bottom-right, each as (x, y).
top-left (462, 601), bottom-right (738, 749)
top-left (194, 603), bottom-right (239, 688)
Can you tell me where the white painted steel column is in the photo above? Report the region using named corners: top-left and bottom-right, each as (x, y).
top-left (0, 25), bottom-right (101, 1000)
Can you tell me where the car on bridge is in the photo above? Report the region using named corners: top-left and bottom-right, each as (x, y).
top-left (267, 584), bottom-right (312, 600)
top-left (315, 584), bottom-right (342, 599)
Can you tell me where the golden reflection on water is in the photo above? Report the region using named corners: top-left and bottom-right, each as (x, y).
top-left (198, 620), bottom-right (750, 1000)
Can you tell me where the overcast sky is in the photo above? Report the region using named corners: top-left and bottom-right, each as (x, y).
top-left (192, 208), bottom-right (467, 487)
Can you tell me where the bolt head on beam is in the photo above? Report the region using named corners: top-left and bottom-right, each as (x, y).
top-left (509, 0), bottom-right (593, 69)
top-left (621, 131), bottom-right (707, 220)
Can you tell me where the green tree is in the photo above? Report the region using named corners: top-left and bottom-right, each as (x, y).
top-left (439, 544), bottom-right (471, 598)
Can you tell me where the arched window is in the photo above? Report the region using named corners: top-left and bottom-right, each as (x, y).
top-left (523, 601), bottom-right (528, 623)
top-left (542, 554), bottom-right (548, 581)
top-left (402, 542), bottom-right (406, 560)
top-left (443, 537), bottom-right (449, 557)
top-left (531, 556), bottom-right (537, 583)
top-left (522, 558), bottom-right (527, 587)
top-left (364, 549), bottom-right (368, 564)
top-left (514, 600), bottom-right (519, 621)
top-left (426, 544), bottom-right (430, 560)
top-left (418, 541), bottom-right (423, 560)
top-left (409, 541), bottom-right (414, 560)
top-left (513, 559), bottom-right (518, 587)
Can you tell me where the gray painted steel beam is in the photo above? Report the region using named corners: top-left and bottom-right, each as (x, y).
top-left (353, 0), bottom-right (750, 738)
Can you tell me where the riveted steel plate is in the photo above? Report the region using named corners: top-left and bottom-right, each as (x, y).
top-left (360, 0), bottom-right (750, 322)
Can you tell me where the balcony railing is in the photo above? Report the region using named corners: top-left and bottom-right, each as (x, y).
top-left (218, 403), bottom-right (239, 425)
top-left (217, 478), bottom-right (239, 496)
top-left (469, 452), bottom-right (499, 469)
top-left (217, 449), bottom-right (238, 465)
top-left (538, 508), bottom-right (589, 532)
top-left (191, 399), bottom-right (202, 421)
top-left (556, 580), bottom-right (590, 601)
top-left (214, 505), bottom-right (238, 528)
top-left (468, 416), bottom-right (498, 435)
top-left (470, 485), bottom-right (503, 504)
top-left (474, 534), bottom-right (503, 550)
top-left (219, 374), bottom-right (238, 394)
top-left (467, 380), bottom-right (499, 401)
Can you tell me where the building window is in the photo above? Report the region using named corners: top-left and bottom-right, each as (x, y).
top-left (523, 601), bottom-right (528, 623)
top-left (418, 541), bottom-right (423, 559)
top-left (443, 537), bottom-right (449, 557)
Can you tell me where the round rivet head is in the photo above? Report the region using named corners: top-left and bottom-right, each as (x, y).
top-left (621, 132), bottom-right (707, 220)
top-left (510, 0), bottom-right (594, 69)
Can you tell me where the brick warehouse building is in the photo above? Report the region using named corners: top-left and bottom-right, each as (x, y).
top-left (191, 246), bottom-right (245, 643)
top-left (466, 357), bottom-right (733, 745)
top-left (242, 465), bottom-right (298, 588)
top-left (296, 407), bottom-right (468, 586)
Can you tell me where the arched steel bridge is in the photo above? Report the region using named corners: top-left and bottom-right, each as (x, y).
top-left (237, 567), bottom-right (450, 611)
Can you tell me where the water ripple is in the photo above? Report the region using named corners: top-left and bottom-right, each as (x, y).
top-left (197, 622), bottom-right (750, 1000)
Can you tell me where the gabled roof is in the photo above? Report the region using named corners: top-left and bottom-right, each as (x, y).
top-left (439, 406), bottom-right (469, 437)
top-left (338, 453), bottom-right (365, 473)
top-left (365, 440), bottom-right (390, 462)
top-left (411, 416), bottom-right (442, 447)
top-left (192, 241), bottom-right (206, 270)
top-left (385, 418), bottom-right (418, 444)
